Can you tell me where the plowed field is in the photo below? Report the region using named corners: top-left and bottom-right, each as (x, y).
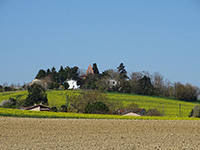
top-left (1, 117), bottom-right (200, 150)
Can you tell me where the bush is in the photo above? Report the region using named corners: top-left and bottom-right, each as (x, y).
top-left (189, 105), bottom-right (200, 117)
top-left (70, 90), bottom-right (108, 113)
top-left (85, 101), bottom-right (109, 114)
top-left (51, 106), bottom-right (58, 112)
top-left (146, 109), bottom-right (162, 116)
top-left (4, 86), bottom-right (12, 92)
top-left (0, 98), bottom-right (16, 108)
top-left (60, 105), bottom-right (67, 112)
top-left (63, 82), bottom-right (69, 90)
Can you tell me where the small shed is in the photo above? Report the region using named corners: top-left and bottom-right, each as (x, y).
top-left (25, 104), bottom-right (51, 111)
top-left (123, 112), bottom-right (141, 116)
top-left (116, 108), bottom-right (146, 116)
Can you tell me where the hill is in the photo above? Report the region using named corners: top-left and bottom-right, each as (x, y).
top-left (0, 90), bottom-right (198, 117)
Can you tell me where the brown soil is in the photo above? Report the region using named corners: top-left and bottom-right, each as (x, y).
top-left (1, 117), bottom-right (200, 150)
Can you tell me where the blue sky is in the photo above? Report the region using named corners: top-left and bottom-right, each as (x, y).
top-left (0, 0), bottom-right (200, 87)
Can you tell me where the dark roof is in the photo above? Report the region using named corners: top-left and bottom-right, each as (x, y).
top-left (25, 104), bottom-right (50, 110)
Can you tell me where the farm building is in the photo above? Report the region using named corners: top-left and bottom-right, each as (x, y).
top-left (116, 108), bottom-right (146, 116)
top-left (123, 112), bottom-right (141, 116)
top-left (24, 104), bottom-right (51, 111)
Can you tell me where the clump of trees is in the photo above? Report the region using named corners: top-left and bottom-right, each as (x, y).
top-left (33, 62), bottom-right (200, 102)
top-left (0, 83), bottom-right (24, 92)
top-left (85, 101), bottom-right (109, 114)
top-left (0, 98), bottom-right (16, 108)
top-left (69, 90), bottom-right (109, 113)
top-left (25, 84), bottom-right (48, 106)
top-left (174, 82), bottom-right (199, 102)
top-left (35, 66), bottom-right (80, 89)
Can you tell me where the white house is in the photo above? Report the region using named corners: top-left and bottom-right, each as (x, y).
top-left (107, 79), bottom-right (118, 87)
top-left (65, 79), bottom-right (80, 89)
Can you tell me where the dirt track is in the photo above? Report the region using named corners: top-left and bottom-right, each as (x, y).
top-left (1, 117), bottom-right (200, 150)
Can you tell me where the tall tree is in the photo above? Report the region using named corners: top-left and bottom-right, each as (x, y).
top-left (102, 69), bottom-right (118, 79)
top-left (67, 66), bottom-right (79, 80)
top-left (58, 66), bottom-right (65, 84)
top-left (116, 63), bottom-right (130, 93)
top-left (51, 67), bottom-right (58, 82)
top-left (130, 72), bottom-right (143, 94)
top-left (152, 72), bottom-right (164, 96)
top-left (46, 68), bottom-right (51, 75)
top-left (35, 69), bottom-right (46, 79)
top-left (137, 75), bottom-right (154, 95)
top-left (93, 63), bottom-right (99, 74)
top-left (117, 63), bottom-right (128, 81)
top-left (174, 82), bottom-right (199, 102)
top-left (25, 84), bottom-right (48, 106)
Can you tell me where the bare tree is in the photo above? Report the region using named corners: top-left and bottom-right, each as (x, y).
top-left (103, 69), bottom-right (118, 79)
top-left (174, 82), bottom-right (200, 101)
top-left (130, 72), bottom-right (143, 94)
top-left (152, 72), bottom-right (164, 96)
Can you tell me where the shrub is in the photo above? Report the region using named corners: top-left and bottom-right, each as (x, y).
top-left (51, 106), bottom-right (58, 112)
top-left (146, 109), bottom-right (162, 116)
top-left (70, 90), bottom-right (108, 113)
top-left (189, 105), bottom-right (200, 117)
top-left (0, 98), bottom-right (16, 108)
top-left (85, 101), bottom-right (109, 114)
top-left (60, 105), bottom-right (67, 112)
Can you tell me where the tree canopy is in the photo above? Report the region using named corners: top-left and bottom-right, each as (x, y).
top-left (32, 63), bottom-right (200, 102)
top-left (25, 84), bottom-right (48, 106)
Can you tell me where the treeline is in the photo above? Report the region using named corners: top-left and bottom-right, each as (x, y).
top-left (0, 83), bottom-right (24, 92)
top-left (30, 63), bottom-right (200, 102)
top-left (35, 66), bottom-right (80, 89)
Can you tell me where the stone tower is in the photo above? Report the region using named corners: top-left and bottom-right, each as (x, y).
top-left (86, 65), bottom-right (94, 75)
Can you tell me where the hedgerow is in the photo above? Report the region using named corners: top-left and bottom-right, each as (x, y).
top-left (0, 108), bottom-right (200, 120)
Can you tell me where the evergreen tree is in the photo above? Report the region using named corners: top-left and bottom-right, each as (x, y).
top-left (117, 63), bottom-right (128, 81)
top-left (59, 66), bottom-right (65, 84)
top-left (25, 84), bottom-right (48, 106)
top-left (116, 63), bottom-right (130, 93)
top-left (93, 63), bottom-right (99, 74)
top-left (51, 67), bottom-right (58, 82)
top-left (137, 76), bottom-right (154, 95)
top-left (35, 69), bottom-right (46, 79)
top-left (46, 68), bottom-right (51, 75)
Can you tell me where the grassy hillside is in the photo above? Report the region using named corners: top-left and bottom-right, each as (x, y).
top-left (107, 93), bottom-right (197, 117)
top-left (0, 90), bottom-right (198, 117)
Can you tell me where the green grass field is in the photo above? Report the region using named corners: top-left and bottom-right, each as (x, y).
top-left (0, 90), bottom-right (199, 117)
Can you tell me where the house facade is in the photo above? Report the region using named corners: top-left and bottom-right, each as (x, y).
top-left (65, 79), bottom-right (80, 89)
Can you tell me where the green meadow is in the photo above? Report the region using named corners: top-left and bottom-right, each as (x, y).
top-left (0, 90), bottom-right (198, 117)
